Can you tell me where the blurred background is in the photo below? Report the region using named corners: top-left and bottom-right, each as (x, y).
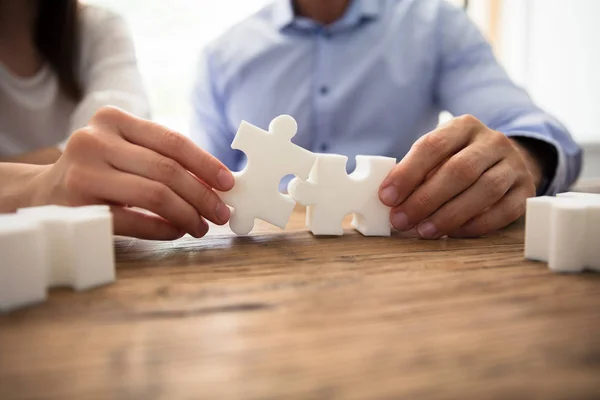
top-left (84, 0), bottom-right (600, 180)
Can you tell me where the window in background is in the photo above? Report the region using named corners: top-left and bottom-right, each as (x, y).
top-left (83, 0), bottom-right (271, 133)
top-left (498, 0), bottom-right (600, 180)
top-left (85, 0), bottom-right (492, 131)
top-left (463, 0), bottom-right (500, 48)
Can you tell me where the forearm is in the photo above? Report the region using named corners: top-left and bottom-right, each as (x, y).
top-left (498, 110), bottom-right (582, 195)
top-left (1, 147), bottom-right (62, 165)
top-left (0, 163), bottom-right (47, 212)
top-left (434, 2), bottom-right (582, 195)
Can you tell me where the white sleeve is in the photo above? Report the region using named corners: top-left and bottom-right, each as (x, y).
top-left (58, 6), bottom-right (150, 150)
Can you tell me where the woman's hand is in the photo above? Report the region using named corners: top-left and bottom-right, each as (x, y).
top-left (31, 106), bottom-right (235, 240)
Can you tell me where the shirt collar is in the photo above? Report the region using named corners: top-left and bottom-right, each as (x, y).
top-left (271, 0), bottom-right (382, 32)
top-left (354, 0), bottom-right (382, 21)
top-left (271, 0), bottom-right (295, 31)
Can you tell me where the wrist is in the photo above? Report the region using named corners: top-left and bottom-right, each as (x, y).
top-left (0, 163), bottom-right (51, 212)
top-left (27, 164), bottom-right (56, 208)
top-left (511, 140), bottom-right (543, 185)
top-left (3, 147), bottom-right (62, 165)
top-left (509, 137), bottom-right (556, 194)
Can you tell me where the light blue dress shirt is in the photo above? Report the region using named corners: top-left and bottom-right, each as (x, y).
top-left (190, 0), bottom-right (582, 195)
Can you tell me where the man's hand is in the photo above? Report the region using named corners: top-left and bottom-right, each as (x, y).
top-left (379, 115), bottom-right (538, 239)
top-left (29, 106), bottom-right (235, 240)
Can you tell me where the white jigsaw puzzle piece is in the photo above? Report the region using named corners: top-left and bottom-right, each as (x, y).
top-left (218, 115), bottom-right (317, 235)
top-left (288, 154), bottom-right (396, 236)
top-left (525, 195), bottom-right (600, 273)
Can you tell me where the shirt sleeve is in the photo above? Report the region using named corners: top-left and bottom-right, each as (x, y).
top-left (57, 6), bottom-right (150, 150)
top-left (188, 50), bottom-right (239, 170)
top-left (434, 1), bottom-right (582, 195)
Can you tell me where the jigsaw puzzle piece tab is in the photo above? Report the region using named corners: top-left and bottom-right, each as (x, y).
top-left (350, 156), bottom-right (397, 236)
top-left (289, 154), bottom-right (349, 205)
top-left (218, 115), bottom-right (317, 235)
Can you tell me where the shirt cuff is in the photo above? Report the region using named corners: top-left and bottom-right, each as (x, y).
top-left (506, 132), bottom-right (567, 196)
top-left (57, 91), bottom-right (151, 152)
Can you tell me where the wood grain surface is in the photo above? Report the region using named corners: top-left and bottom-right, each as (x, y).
top-left (1, 208), bottom-right (599, 400)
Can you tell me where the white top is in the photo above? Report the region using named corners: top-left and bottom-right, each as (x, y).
top-left (0, 5), bottom-right (150, 157)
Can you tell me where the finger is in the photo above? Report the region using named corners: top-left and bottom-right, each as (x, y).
top-left (424, 157), bottom-right (448, 182)
top-left (91, 107), bottom-right (234, 191)
top-left (414, 160), bottom-right (517, 239)
top-left (379, 115), bottom-right (479, 207)
top-left (111, 207), bottom-right (189, 240)
top-left (105, 139), bottom-right (230, 225)
top-left (388, 141), bottom-right (504, 232)
top-left (448, 184), bottom-right (534, 238)
top-left (79, 167), bottom-right (208, 238)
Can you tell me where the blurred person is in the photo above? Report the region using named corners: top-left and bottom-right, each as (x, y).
top-left (0, 0), bottom-right (148, 163)
top-left (190, 0), bottom-right (582, 239)
top-left (0, 1), bottom-right (234, 239)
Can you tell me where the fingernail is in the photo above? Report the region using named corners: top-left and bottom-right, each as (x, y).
top-left (216, 202), bottom-right (230, 224)
top-left (217, 169), bottom-right (235, 190)
top-left (381, 185), bottom-right (400, 206)
top-left (391, 211), bottom-right (409, 231)
top-left (417, 222), bottom-right (438, 239)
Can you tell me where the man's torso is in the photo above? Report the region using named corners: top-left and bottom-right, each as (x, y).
top-left (204, 0), bottom-right (447, 171)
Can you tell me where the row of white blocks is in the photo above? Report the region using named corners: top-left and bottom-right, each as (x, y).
top-left (0, 205), bottom-right (115, 312)
top-left (525, 192), bottom-right (600, 273)
top-left (2, 192), bottom-right (595, 311)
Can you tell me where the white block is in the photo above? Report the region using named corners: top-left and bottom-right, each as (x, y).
top-left (548, 201), bottom-right (588, 273)
top-left (583, 202), bottom-right (600, 272)
top-left (17, 205), bottom-right (115, 290)
top-left (218, 115), bottom-right (317, 235)
top-left (288, 154), bottom-right (396, 236)
top-left (524, 197), bottom-right (555, 261)
top-left (0, 216), bottom-right (47, 312)
top-left (525, 195), bottom-right (600, 273)
top-left (557, 191), bottom-right (600, 200)
top-left (65, 209), bottom-right (115, 290)
top-left (18, 206), bottom-right (76, 286)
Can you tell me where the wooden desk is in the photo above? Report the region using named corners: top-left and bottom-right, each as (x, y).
top-left (1, 209), bottom-right (599, 399)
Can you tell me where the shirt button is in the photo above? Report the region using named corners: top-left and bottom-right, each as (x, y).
top-left (323, 31), bottom-right (332, 39)
top-left (320, 86), bottom-right (329, 95)
top-left (319, 143), bottom-right (329, 152)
